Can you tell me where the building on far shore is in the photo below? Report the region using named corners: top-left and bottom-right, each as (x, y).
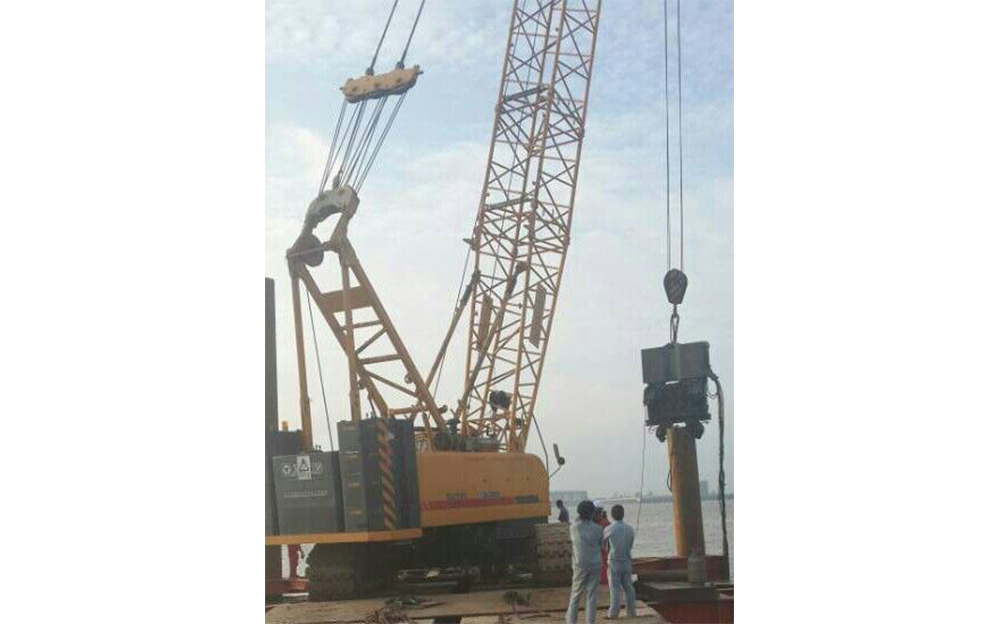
top-left (700, 480), bottom-right (710, 499)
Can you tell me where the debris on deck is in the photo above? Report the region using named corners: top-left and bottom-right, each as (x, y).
top-left (264, 586), bottom-right (664, 624)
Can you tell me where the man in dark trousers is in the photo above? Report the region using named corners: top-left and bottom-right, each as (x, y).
top-left (287, 544), bottom-right (304, 579)
top-left (603, 504), bottom-right (637, 618)
top-left (556, 499), bottom-right (570, 523)
top-left (565, 500), bottom-right (603, 624)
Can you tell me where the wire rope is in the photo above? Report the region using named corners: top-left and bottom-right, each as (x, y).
top-left (345, 96), bottom-right (389, 185)
top-left (320, 99), bottom-right (349, 193)
top-left (676, 0), bottom-right (685, 272)
top-left (358, 92), bottom-right (408, 190)
top-left (532, 405), bottom-right (551, 478)
top-left (663, 0), bottom-right (672, 270)
top-left (306, 294), bottom-right (334, 450)
top-left (399, 0), bottom-right (427, 66)
top-left (369, 0), bottom-right (400, 74)
top-left (317, 1), bottom-right (430, 193)
top-left (342, 100), bottom-right (370, 176)
top-left (357, 106), bottom-right (401, 188)
top-left (635, 416), bottom-right (650, 537)
top-left (431, 241), bottom-right (472, 402)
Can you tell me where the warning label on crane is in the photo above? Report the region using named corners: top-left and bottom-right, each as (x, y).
top-left (296, 455), bottom-right (312, 481)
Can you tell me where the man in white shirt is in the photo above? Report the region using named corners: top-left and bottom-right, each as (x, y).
top-left (565, 500), bottom-right (603, 624)
top-left (602, 504), bottom-right (637, 618)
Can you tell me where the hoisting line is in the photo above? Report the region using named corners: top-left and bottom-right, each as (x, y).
top-left (317, 0), bottom-right (429, 194)
top-left (369, 0), bottom-right (400, 75)
top-left (399, 0), bottom-right (427, 66)
top-left (661, 1), bottom-right (729, 578)
top-left (635, 414), bottom-right (651, 538)
top-left (431, 242), bottom-right (472, 402)
top-left (319, 100), bottom-right (348, 194)
top-left (306, 294), bottom-right (335, 450)
top-left (663, 0), bottom-right (686, 273)
top-left (662, 0), bottom-right (672, 271)
top-left (533, 407), bottom-right (553, 478)
top-left (676, 0), bottom-right (685, 272)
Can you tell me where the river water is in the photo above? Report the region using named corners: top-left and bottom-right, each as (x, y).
top-left (549, 500), bottom-right (734, 576)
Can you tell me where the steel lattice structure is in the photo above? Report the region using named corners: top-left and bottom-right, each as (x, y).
top-left (460, 0), bottom-right (601, 451)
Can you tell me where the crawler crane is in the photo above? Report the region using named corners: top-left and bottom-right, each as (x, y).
top-left (266, 0), bottom-right (602, 600)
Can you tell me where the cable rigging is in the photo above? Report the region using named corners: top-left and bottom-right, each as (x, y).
top-left (306, 294), bottom-right (334, 450)
top-left (400, 0), bottom-right (427, 66)
top-left (663, 0), bottom-right (672, 271)
top-left (368, 0), bottom-right (400, 75)
top-left (653, 0), bottom-right (730, 581)
top-left (316, 0), bottom-right (427, 196)
top-left (302, 1), bottom-right (429, 447)
top-left (676, 0), bottom-right (685, 273)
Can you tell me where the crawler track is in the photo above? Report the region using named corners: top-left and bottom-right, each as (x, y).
top-left (533, 523), bottom-right (573, 585)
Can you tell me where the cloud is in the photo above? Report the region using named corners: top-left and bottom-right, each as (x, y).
top-left (265, 122), bottom-right (330, 220)
top-left (266, 0), bottom-right (509, 72)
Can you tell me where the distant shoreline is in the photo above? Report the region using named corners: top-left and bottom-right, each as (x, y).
top-left (551, 493), bottom-right (734, 506)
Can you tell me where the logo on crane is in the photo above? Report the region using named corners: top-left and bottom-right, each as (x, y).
top-left (296, 455), bottom-right (312, 481)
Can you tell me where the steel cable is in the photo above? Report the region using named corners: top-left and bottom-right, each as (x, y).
top-left (399, 0), bottom-right (427, 66)
top-left (345, 96), bottom-right (389, 185)
top-left (676, 0), bottom-right (685, 272)
top-left (532, 406), bottom-right (551, 478)
top-left (369, 0), bottom-right (400, 74)
top-left (663, 0), bottom-right (672, 270)
top-left (357, 93), bottom-right (408, 190)
top-left (318, 1), bottom-right (423, 194)
top-left (338, 100), bottom-right (369, 183)
top-left (431, 240), bottom-right (472, 402)
top-left (635, 417), bottom-right (650, 538)
top-left (320, 100), bottom-right (349, 193)
top-left (306, 294), bottom-right (335, 450)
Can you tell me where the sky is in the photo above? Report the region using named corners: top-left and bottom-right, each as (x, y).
top-left (265, 0), bottom-right (733, 498)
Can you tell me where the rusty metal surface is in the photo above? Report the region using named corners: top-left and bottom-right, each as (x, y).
top-left (649, 593), bottom-right (734, 624)
top-left (636, 581), bottom-right (719, 604)
top-left (666, 426), bottom-right (706, 558)
top-left (638, 580), bottom-right (734, 624)
top-left (266, 578), bottom-right (309, 597)
top-left (633, 555), bottom-right (730, 582)
top-left (265, 586), bottom-right (619, 624)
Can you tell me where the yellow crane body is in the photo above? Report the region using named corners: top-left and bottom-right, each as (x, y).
top-left (265, 452), bottom-right (548, 545)
top-left (266, 0), bottom-right (602, 600)
top-left (416, 452), bottom-right (549, 527)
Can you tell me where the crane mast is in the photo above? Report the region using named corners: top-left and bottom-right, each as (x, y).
top-left (460, 0), bottom-right (601, 452)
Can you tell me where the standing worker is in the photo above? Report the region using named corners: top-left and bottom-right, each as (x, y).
top-left (286, 544), bottom-right (304, 580)
top-left (594, 506), bottom-right (610, 585)
top-left (556, 499), bottom-right (570, 523)
top-left (603, 504), bottom-right (637, 618)
top-left (565, 500), bottom-right (603, 624)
